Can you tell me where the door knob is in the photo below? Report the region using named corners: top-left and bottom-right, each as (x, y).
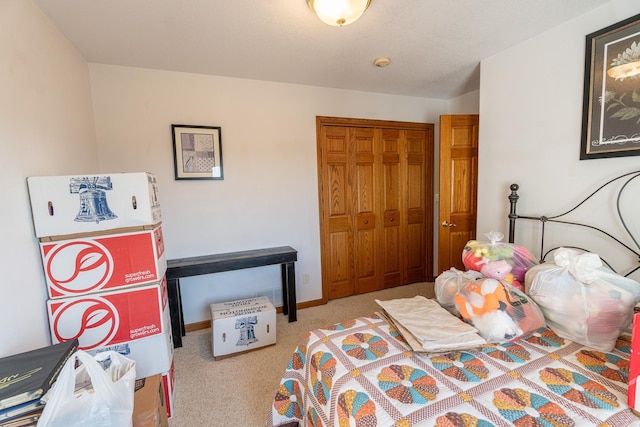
top-left (441, 221), bottom-right (457, 228)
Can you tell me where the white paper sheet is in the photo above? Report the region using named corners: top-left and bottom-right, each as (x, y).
top-left (375, 296), bottom-right (485, 349)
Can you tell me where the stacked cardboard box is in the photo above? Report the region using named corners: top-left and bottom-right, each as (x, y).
top-left (133, 374), bottom-right (169, 427)
top-left (210, 296), bottom-right (276, 359)
top-left (27, 172), bottom-right (175, 418)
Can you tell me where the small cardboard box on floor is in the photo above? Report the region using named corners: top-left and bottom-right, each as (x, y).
top-left (27, 172), bottom-right (161, 239)
top-left (133, 374), bottom-right (169, 427)
top-left (210, 296), bottom-right (276, 359)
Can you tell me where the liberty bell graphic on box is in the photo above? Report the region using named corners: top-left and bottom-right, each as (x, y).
top-left (235, 316), bottom-right (259, 346)
top-left (70, 176), bottom-right (118, 223)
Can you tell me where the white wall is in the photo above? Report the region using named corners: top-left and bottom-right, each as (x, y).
top-left (0, 0), bottom-right (98, 356)
top-left (478, 0), bottom-right (640, 275)
top-left (447, 90), bottom-right (480, 115)
top-left (89, 65), bottom-right (448, 323)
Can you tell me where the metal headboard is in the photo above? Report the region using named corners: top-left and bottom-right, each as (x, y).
top-left (507, 170), bottom-right (640, 278)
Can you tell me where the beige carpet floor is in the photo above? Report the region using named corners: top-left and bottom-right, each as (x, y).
top-left (167, 282), bottom-right (435, 427)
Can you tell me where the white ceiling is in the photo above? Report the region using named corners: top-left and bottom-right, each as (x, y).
top-left (34, 0), bottom-right (609, 99)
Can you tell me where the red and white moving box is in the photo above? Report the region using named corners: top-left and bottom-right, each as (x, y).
top-left (628, 313), bottom-right (640, 410)
top-left (90, 327), bottom-right (173, 380)
top-left (40, 226), bottom-right (166, 299)
top-left (27, 172), bottom-right (161, 238)
top-left (48, 278), bottom-right (168, 351)
top-left (210, 296), bottom-right (276, 358)
top-left (89, 301), bottom-right (174, 380)
top-left (162, 360), bottom-right (175, 419)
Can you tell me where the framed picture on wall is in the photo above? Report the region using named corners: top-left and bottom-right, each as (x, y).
top-left (580, 13), bottom-right (640, 160)
top-left (172, 124), bottom-right (223, 180)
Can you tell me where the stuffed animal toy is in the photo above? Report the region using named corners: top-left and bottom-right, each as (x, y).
top-left (453, 277), bottom-right (544, 343)
top-left (468, 310), bottom-right (523, 342)
top-left (435, 268), bottom-right (483, 315)
top-left (462, 231), bottom-right (536, 289)
top-left (479, 259), bottom-right (523, 291)
top-left (454, 278), bottom-right (507, 319)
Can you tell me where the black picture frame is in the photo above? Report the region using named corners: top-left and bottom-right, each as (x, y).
top-left (580, 13), bottom-right (640, 160)
top-left (172, 124), bottom-right (223, 180)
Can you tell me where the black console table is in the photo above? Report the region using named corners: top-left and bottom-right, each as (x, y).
top-left (166, 246), bottom-right (297, 348)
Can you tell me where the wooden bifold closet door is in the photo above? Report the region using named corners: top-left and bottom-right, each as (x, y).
top-left (316, 116), bottom-right (434, 301)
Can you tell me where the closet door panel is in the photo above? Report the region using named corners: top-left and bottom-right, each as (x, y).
top-left (404, 130), bottom-right (427, 282)
top-left (353, 128), bottom-right (379, 293)
top-left (321, 126), bottom-right (354, 299)
top-left (383, 222), bottom-right (400, 286)
top-left (328, 232), bottom-right (352, 298)
top-left (381, 129), bottom-right (402, 287)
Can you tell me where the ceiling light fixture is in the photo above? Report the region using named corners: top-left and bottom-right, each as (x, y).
top-left (307, 0), bottom-right (372, 27)
top-left (374, 57), bottom-right (391, 67)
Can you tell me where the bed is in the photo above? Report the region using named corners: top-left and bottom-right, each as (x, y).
top-left (266, 171), bottom-right (640, 427)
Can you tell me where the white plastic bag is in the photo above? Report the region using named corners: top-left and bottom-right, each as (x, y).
top-left (462, 231), bottom-right (537, 291)
top-left (37, 350), bottom-right (136, 427)
top-left (435, 267), bottom-right (483, 315)
top-left (453, 278), bottom-right (545, 343)
top-left (525, 248), bottom-right (640, 351)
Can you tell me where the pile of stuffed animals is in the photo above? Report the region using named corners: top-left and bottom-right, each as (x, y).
top-left (452, 277), bottom-right (545, 343)
top-left (436, 231), bottom-right (543, 342)
top-left (435, 232), bottom-right (640, 350)
top-left (462, 231), bottom-right (536, 291)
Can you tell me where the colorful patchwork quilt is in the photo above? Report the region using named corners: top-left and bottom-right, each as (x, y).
top-left (266, 314), bottom-right (640, 427)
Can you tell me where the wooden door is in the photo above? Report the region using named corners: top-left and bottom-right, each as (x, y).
top-left (437, 115), bottom-right (479, 274)
top-left (317, 117), bottom-right (434, 301)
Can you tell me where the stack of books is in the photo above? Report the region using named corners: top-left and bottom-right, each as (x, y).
top-left (0, 339), bottom-right (78, 427)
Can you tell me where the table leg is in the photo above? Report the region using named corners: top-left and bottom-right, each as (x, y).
top-left (284, 261), bottom-right (297, 322)
top-left (280, 264), bottom-right (289, 316)
top-left (167, 277), bottom-right (184, 348)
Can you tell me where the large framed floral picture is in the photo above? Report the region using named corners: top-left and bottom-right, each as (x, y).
top-left (580, 13), bottom-right (640, 160)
